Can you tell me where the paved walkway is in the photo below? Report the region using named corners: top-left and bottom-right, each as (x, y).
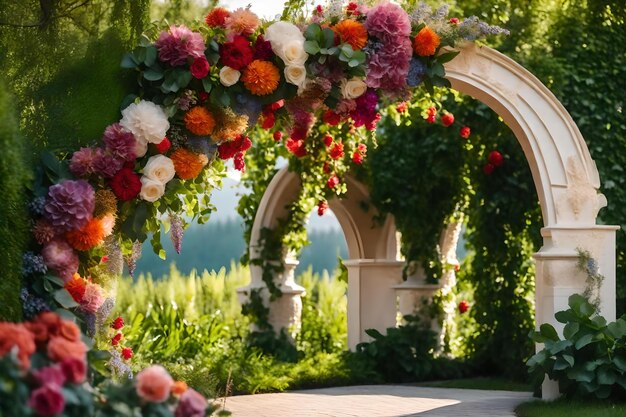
top-left (221, 385), bottom-right (533, 416)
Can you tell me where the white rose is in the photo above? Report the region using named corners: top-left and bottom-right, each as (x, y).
top-left (143, 155), bottom-right (175, 184)
top-left (341, 78), bottom-right (368, 99)
top-left (264, 21), bottom-right (305, 56)
top-left (284, 65), bottom-right (307, 88)
top-left (219, 66), bottom-right (241, 87)
top-left (134, 138), bottom-right (148, 158)
top-left (281, 40), bottom-right (308, 65)
top-left (140, 176), bottom-right (165, 202)
top-left (120, 100), bottom-right (170, 144)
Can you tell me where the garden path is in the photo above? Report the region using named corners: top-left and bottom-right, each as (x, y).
top-left (221, 385), bottom-right (533, 416)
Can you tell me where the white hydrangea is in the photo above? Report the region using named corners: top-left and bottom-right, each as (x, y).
top-left (120, 100), bottom-right (170, 145)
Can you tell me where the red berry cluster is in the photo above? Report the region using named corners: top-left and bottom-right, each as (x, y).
top-left (424, 107), bottom-right (471, 139)
top-left (110, 316), bottom-right (133, 361)
top-left (483, 150), bottom-right (504, 175)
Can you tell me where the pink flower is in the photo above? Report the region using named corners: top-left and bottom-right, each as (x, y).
top-left (44, 180), bottom-right (95, 232)
top-left (60, 357), bottom-right (87, 383)
top-left (80, 283), bottom-right (105, 313)
top-left (155, 25), bottom-right (206, 66)
top-left (42, 239), bottom-right (79, 282)
top-left (365, 2), bottom-right (411, 44)
top-left (136, 365), bottom-right (174, 403)
top-left (28, 384), bottom-right (65, 417)
top-left (225, 8), bottom-right (260, 37)
top-left (103, 123), bottom-right (137, 162)
top-left (69, 147), bottom-right (97, 177)
top-left (175, 389), bottom-right (208, 417)
top-left (93, 148), bottom-right (124, 178)
top-left (32, 365), bottom-right (66, 387)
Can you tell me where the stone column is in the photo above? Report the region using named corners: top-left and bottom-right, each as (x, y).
top-left (345, 259), bottom-right (404, 350)
top-left (534, 225), bottom-right (618, 399)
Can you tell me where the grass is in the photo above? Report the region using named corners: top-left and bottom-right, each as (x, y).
top-left (416, 377), bottom-right (532, 392)
top-left (516, 399), bottom-right (626, 417)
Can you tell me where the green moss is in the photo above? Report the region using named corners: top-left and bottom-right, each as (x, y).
top-left (0, 81), bottom-right (30, 321)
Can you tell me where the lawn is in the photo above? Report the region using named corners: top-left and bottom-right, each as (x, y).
top-left (515, 399), bottom-right (626, 417)
top-left (416, 377), bottom-right (532, 392)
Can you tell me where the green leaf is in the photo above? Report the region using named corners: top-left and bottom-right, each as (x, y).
top-left (563, 322), bottom-right (580, 339)
top-left (304, 24), bottom-right (322, 41)
top-left (597, 367), bottom-right (617, 385)
top-left (563, 354), bottom-right (575, 367)
top-left (607, 319), bottom-right (626, 339)
top-left (144, 46), bottom-right (157, 66)
top-left (202, 77), bottom-right (213, 93)
top-left (364, 328), bottom-right (384, 339)
top-left (143, 68), bottom-right (163, 81)
top-left (555, 310), bottom-right (577, 324)
top-left (44, 275), bottom-right (65, 287)
top-left (304, 40), bottom-right (320, 55)
top-left (613, 355), bottom-right (626, 372)
top-left (540, 323), bottom-right (560, 342)
top-left (548, 339), bottom-right (572, 354)
top-left (322, 28), bottom-right (335, 48)
top-left (554, 357), bottom-right (571, 371)
top-left (436, 51), bottom-right (460, 64)
top-left (348, 59), bottom-right (360, 68)
top-left (567, 367), bottom-right (594, 383)
top-left (176, 69), bottom-right (193, 89)
top-left (526, 350), bottom-right (547, 367)
top-left (54, 289), bottom-right (79, 309)
top-left (120, 52), bottom-right (139, 69)
top-left (575, 333), bottom-right (595, 349)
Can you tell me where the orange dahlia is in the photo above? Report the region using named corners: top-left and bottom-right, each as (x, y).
top-left (65, 218), bottom-right (106, 251)
top-left (171, 148), bottom-right (209, 180)
top-left (64, 273), bottom-right (88, 303)
top-left (413, 26), bottom-right (441, 57)
top-left (205, 7), bottom-right (230, 28)
top-left (333, 19), bottom-right (368, 50)
top-left (241, 60), bottom-right (280, 96)
top-left (184, 106), bottom-right (216, 136)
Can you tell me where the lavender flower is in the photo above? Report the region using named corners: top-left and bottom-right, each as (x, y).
top-left (109, 349), bottom-right (133, 379)
top-left (407, 58), bottom-right (427, 87)
top-left (96, 298), bottom-right (116, 332)
top-left (125, 240), bottom-right (143, 277)
top-left (434, 4), bottom-right (449, 20)
top-left (83, 311), bottom-right (97, 338)
top-left (22, 252), bottom-right (47, 276)
top-left (170, 213), bottom-right (184, 254)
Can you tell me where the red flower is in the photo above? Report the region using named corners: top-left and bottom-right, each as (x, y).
top-left (352, 151), bottom-right (363, 164)
top-left (111, 316), bottom-right (124, 330)
top-left (329, 142), bottom-right (344, 160)
top-left (155, 137), bottom-right (171, 153)
top-left (234, 152), bottom-right (246, 171)
top-left (220, 36), bottom-right (254, 70)
top-left (111, 333), bottom-right (122, 346)
top-left (449, 17), bottom-right (460, 24)
top-left (327, 173), bottom-right (339, 189)
top-left (290, 127), bottom-right (308, 141)
top-left (109, 167), bottom-right (141, 201)
top-left (269, 100), bottom-right (284, 111)
top-left (396, 101), bottom-right (408, 113)
top-left (205, 7), bottom-right (230, 28)
top-left (323, 110), bottom-right (341, 126)
top-left (454, 264), bottom-right (460, 272)
top-left (426, 107), bottom-right (437, 123)
top-left (253, 35), bottom-right (274, 60)
top-left (218, 135), bottom-right (252, 160)
top-left (323, 161), bottom-right (331, 174)
top-left (273, 131), bottom-right (283, 141)
top-left (323, 134), bottom-right (333, 147)
top-left (458, 300), bottom-right (469, 314)
top-left (347, 2), bottom-right (360, 16)
top-left (483, 163), bottom-right (495, 175)
top-left (460, 126), bottom-right (471, 139)
top-left (60, 357), bottom-right (87, 384)
top-left (28, 384), bottom-right (65, 417)
top-left (198, 91), bottom-right (209, 102)
top-left (317, 200), bottom-right (328, 216)
top-left (441, 112), bottom-right (455, 127)
top-left (286, 138), bottom-right (306, 157)
top-left (315, 5), bottom-right (323, 14)
top-left (190, 56), bottom-right (210, 79)
top-left (121, 347), bottom-right (133, 360)
top-left (261, 112), bottom-right (276, 129)
top-left (488, 150), bottom-right (504, 167)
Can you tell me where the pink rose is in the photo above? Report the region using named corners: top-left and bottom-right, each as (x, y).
top-left (175, 389), bottom-right (207, 417)
top-left (190, 56), bottom-right (210, 79)
top-left (136, 365), bottom-right (174, 403)
top-left (28, 384), bottom-right (65, 417)
top-left (60, 357), bottom-right (87, 384)
top-left (33, 365), bottom-right (66, 387)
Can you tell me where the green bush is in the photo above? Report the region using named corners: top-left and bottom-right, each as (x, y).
top-left (528, 294), bottom-right (626, 399)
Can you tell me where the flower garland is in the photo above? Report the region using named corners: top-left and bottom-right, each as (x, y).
top-left (21, 1), bottom-right (509, 340)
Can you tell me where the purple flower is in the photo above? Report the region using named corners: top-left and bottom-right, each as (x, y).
top-left (125, 240), bottom-right (143, 277)
top-left (407, 57), bottom-right (427, 87)
top-left (103, 124), bottom-right (136, 162)
top-left (42, 239), bottom-right (79, 282)
top-left (175, 389), bottom-right (207, 417)
top-left (33, 365), bottom-right (66, 387)
top-left (351, 89), bottom-right (379, 128)
top-left (170, 214), bottom-right (184, 254)
top-left (93, 148), bottom-right (124, 178)
top-left (365, 2), bottom-right (411, 44)
top-left (155, 25), bottom-right (206, 66)
top-left (69, 147), bottom-right (98, 177)
top-left (44, 180), bottom-right (95, 232)
top-left (253, 35), bottom-right (274, 60)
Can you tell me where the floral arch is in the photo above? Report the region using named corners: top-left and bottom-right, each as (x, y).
top-left (15, 0), bottom-right (617, 402)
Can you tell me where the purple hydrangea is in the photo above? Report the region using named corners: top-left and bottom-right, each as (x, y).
top-left (103, 123), bottom-right (136, 162)
top-left (170, 214), bottom-right (184, 254)
top-left (155, 25), bottom-right (206, 66)
top-left (407, 58), bottom-right (427, 87)
top-left (93, 148), bottom-right (124, 178)
top-left (44, 180), bottom-right (95, 232)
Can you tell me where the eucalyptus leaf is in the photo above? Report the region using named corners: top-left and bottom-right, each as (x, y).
top-left (54, 289), bottom-right (79, 309)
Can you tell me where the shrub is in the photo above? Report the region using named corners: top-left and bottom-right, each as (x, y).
top-left (527, 294), bottom-right (626, 399)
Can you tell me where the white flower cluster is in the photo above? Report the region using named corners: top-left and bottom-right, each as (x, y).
top-left (264, 21), bottom-right (309, 88)
top-left (120, 100), bottom-right (170, 157)
top-left (139, 155), bottom-right (176, 202)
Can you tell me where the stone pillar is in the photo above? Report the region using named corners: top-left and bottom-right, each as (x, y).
top-left (393, 268), bottom-right (441, 329)
top-left (345, 259), bottom-right (404, 350)
top-left (534, 225), bottom-right (618, 399)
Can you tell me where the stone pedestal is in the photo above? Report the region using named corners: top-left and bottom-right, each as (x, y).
top-left (392, 271), bottom-right (441, 330)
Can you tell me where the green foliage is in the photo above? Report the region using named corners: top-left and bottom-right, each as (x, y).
top-left (0, 355), bottom-right (31, 416)
top-left (0, 81), bottom-right (29, 321)
top-left (516, 399), bottom-right (626, 417)
top-left (528, 294), bottom-right (626, 400)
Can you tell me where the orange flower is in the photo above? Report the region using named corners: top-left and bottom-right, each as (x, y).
top-left (36, 312), bottom-right (62, 337)
top-left (65, 218), bottom-right (106, 251)
top-left (333, 19), bottom-right (368, 50)
top-left (184, 107), bottom-right (216, 136)
top-left (205, 7), bottom-right (230, 28)
top-left (59, 320), bottom-right (81, 342)
top-left (172, 380), bottom-right (188, 396)
top-left (65, 273), bottom-right (87, 303)
top-left (225, 8), bottom-right (260, 37)
top-left (413, 26), bottom-right (441, 57)
top-left (47, 337), bottom-right (87, 362)
top-left (170, 148), bottom-right (209, 180)
top-left (241, 60), bottom-right (280, 96)
top-left (0, 323), bottom-right (36, 369)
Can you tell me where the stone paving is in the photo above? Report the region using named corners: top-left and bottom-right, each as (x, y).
top-left (221, 385), bottom-right (533, 416)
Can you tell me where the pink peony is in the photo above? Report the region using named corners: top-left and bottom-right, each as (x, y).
top-left (28, 384), bottom-right (65, 417)
top-left (60, 357), bottom-right (87, 384)
top-left (33, 365), bottom-right (66, 387)
top-left (155, 25), bottom-right (206, 67)
top-left (93, 148), bottom-right (124, 178)
top-left (364, 1), bottom-right (411, 44)
top-left (175, 389), bottom-right (207, 417)
top-left (136, 365), bottom-right (174, 403)
top-left (80, 283), bottom-right (105, 313)
top-left (69, 147), bottom-right (98, 177)
top-left (42, 239), bottom-right (79, 282)
top-left (44, 180), bottom-right (95, 232)
top-left (103, 123), bottom-right (137, 162)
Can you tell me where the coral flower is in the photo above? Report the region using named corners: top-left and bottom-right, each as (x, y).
top-left (333, 20), bottom-right (368, 50)
top-left (65, 218), bottom-right (106, 251)
top-left (413, 26), bottom-right (441, 57)
top-left (241, 60), bottom-right (280, 96)
top-left (0, 322), bottom-right (36, 369)
top-left (205, 7), bottom-right (230, 28)
top-left (136, 365), bottom-right (174, 403)
top-left (225, 8), bottom-right (260, 37)
top-left (64, 274), bottom-right (88, 303)
top-left (170, 148), bottom-right (209, 180)
top-left (47, 337), bottom-right (87, 362)
top-left (184, 107), bottom-right (216, 136)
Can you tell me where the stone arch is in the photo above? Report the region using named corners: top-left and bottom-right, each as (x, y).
top-left (240, 44), bottom-right (618, 398)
